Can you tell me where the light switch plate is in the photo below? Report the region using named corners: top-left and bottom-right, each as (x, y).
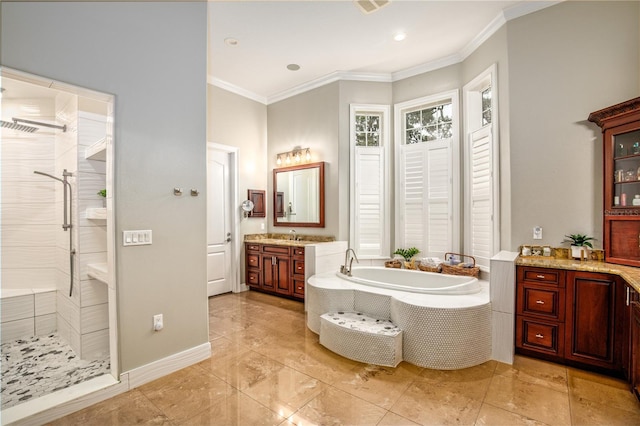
top-left (123, 230), bottom-right (152, 246)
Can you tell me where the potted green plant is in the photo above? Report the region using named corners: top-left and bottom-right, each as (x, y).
top-left (393, 247), bottom-right (420, 269)
top-left (562, 234), bottom-right (594, 259)
top-left (97, 189), bottom-right (107, 207)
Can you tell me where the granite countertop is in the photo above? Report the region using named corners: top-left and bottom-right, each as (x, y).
top-left (516, 256), bottom-right (640, 293)
top-left (244, 233), bottom-right (335, 247)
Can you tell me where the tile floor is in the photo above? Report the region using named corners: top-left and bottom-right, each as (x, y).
top-left (1, 333), bottom-right (110, 409)
top-left (50, 291), bottom-right (640, 425)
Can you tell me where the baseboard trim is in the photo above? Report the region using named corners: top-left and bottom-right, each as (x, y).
top-left (126, 341), bottom-right (211, 389)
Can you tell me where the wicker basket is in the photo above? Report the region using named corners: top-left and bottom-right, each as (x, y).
top-left (384, 259), bottom-right (402, 268)
top-left (440, 253), bottom-right (480, 278)
top-left (418, 263), bottom-right (441, 273)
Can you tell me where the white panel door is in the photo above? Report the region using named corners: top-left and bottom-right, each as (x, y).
top-left (207, 146), bottom-right (232, 296)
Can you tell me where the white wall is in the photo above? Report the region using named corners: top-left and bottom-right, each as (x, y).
top-left (506, 0), bottom-right (639, 251)
top-left (207, 85), bottom-right (268, 281)
top-left (267, 83), bottom-right (341, 238)
top-left (1, 2), bottom-right (209, 372)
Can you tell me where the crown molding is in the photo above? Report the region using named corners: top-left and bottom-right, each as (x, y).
top-left (266, 71), bottom-right (392, 105)
top-left (207, 75), bottom-right (267, 105)
top-left (503, 0), bottom-right (563, 21)
top-left (209, 1), bottom-right (564, 105)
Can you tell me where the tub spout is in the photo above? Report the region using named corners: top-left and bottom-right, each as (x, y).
top-left (340, 248), bottom-right (359, 276)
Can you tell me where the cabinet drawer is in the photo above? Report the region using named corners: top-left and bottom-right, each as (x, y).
top-left (293, 259), bottom-right (305, 275)
top-left (293, 280), bottom-right (305, 297)
top-left (516, 316), bottom-right (564, 356)
top-left (246, 243), bottom-right (261, 252)
top-left (517, 283), bottom-right (565, 320)
top-left (518, 266), bottom-right (565, 287)
top-left (247, 269), bottom-right (260, 286)
top-left (263, 245), bottom-right (290, 255)
top-left (247, 253), bottom-right (260, 269)
top-left (293, 247), bottom-right (305, 257)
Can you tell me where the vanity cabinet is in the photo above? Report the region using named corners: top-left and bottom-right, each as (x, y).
top-left (565, 271), bottom-right (627, 372)
top-left (245, 242), bottom-right (305, 300)
top-left (589, 97), bottom-right (640, 267)
top-left (516, 266), bottom-right (566, 359)
top-left (631, 298), bottom-right (640, 400)
top-left (516, 266), bottom-right (628, 375)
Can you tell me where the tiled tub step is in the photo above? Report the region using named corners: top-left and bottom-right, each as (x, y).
top-left (319, 312), bottom-right (402, 367)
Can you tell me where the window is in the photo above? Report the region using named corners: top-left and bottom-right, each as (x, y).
top-left (350, 105), bottom-right (390, 258)
top-left (355, 113), bottom-right (381, 146)
top-left (405, 103), bottom-right (453, 143)
top-left (394, 91), bottom-right (460, 258)
top-left (463, 64), bottom-right (499, 271)
top-left (481, 87), bottom-right (492, 126)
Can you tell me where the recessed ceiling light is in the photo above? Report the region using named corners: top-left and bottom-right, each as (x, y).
top-left (394, 32), bottom-right (406, 42)
top-left (287, 64), bottom-right (301, 71)
top-left (224, 38), bottom-right (239, 46)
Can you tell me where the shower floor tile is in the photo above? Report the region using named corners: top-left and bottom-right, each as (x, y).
top-left (1, 333), bottom-right (110, 409)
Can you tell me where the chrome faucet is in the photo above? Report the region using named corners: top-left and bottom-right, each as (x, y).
top-left (340, 248), bottom-right (359, 276)
top-left (289, 229), bottom-right (296, 241)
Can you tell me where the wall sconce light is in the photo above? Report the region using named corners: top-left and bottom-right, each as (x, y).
top-left (276, 146), bottom-right (312, 167)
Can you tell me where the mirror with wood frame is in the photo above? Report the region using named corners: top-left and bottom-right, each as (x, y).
top-left (273, 161), bottom-right (325, 227)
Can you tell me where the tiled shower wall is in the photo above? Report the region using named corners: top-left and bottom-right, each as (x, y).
top-left (54, 95), bottom-right (109, 361)
top-left (1, 97), bottom-right (58, 291)
top-left (1, 97), bottom-right (59, 341)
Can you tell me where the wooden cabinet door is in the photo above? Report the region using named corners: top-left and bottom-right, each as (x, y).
top-left (565, 271), bottom-right (622, 369)
top-left (605, 217), bottom-right (640, 267)
top-left (262, 254), bottom-right (276, 290)
top-left (274, 255), bottom-right (291, 295)
top-left (631, 301), bottom-right (640, 400)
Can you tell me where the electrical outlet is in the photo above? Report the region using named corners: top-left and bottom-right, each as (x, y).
top-left (153, 314), bottom-right (163, 331)
top-left (533, 226), bottom-right (543, 240)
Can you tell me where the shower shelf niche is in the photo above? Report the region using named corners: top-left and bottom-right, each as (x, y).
top-left (87, 263), bottom-right (108, 284)
top-left (86, 207), bottom-right (107, 220)
top-left (85, 137), bottom-right (106, 161)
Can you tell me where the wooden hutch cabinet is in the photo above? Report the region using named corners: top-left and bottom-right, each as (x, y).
top-left (589, 97), bottom-right (640, 267)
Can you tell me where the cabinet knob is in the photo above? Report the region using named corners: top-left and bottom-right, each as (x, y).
top-left (535, 333), bottom-right (544, 339)
top-left (536, 300), bottom-right (545, 305)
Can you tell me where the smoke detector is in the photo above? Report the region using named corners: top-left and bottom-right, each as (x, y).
top-left (354, 0), bottom-right (390, 15)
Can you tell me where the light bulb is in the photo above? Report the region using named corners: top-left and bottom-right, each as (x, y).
top-left (306, 149), bottom-right (311, 161)
top-left (276, 155), bottom-right (281, 166)
top-left (286, 154), bottom-right (291, 164)
top-left (295, 151), bottom-right (301, 162)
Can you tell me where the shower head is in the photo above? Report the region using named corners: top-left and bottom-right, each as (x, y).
top-left (1, 119), bottom-right (38, 133)
top-left (12, 118), bottom-right (66, 132)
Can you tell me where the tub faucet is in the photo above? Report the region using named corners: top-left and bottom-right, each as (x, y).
top-left (340, 248), bottom-right (359, 276)
top-left (289, 229), bottom-right (296, 241)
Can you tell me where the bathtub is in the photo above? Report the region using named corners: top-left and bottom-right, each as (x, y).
top-left (341, 266), bottom-right (481, 295)
top-left (307, 268), bottom-right (492, 369)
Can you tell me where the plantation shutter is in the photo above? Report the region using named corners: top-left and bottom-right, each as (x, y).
top-left (469, 128), bottom-right (493, 269)
top-left (426, 139), bottom-right (452, 257)
top-left (354, 146), bottom-right (385, 257)
top-left (399, 140), bottom-right (453, 258)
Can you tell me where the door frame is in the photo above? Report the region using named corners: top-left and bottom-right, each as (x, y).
top-left (207, 142), bottom-right (241, 293)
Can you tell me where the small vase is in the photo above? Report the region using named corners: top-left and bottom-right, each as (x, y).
top-left (571, 246), bottom-right (589, 260)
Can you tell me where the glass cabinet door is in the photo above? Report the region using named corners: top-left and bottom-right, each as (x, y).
top-left (612, 129), bottom-right (640, 209)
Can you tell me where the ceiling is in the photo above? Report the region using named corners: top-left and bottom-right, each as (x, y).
top-left (208, 0), bottom-right (559, 104)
